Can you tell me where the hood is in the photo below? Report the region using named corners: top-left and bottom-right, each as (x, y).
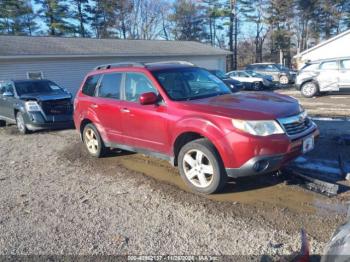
top-left (19, 92), bottom-right (72, 102)
top-left (179, 92), bottom-right (300, 120)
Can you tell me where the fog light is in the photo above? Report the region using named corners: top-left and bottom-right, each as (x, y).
top-left (253, 160), bottom-right (269, 172)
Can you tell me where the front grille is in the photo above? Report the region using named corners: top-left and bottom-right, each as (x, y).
top-left (279, 113), bottom-right (312, 136)
top-left (40, 99), bottom-right (73, 115)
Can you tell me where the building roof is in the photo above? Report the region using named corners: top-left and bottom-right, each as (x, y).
top-left (295, 29), bottom-right (350, 58)
top-left (0, 35), bottom-right (231, 59)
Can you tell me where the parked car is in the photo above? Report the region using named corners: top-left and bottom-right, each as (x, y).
top-left (74, 61), bottom-right (319, 194)
top-left (0, 79), bottom-right (73, 134)
top-left (246, 63), bottom-right (296, 84)
top-left (208, 69), bottom-right (244, 92)
top-left (245, 70), bottom-right (274, 83)
top-left (296, 57), bottom-right (350, 98)
top-left (226, 70), bottom-right (273, 90)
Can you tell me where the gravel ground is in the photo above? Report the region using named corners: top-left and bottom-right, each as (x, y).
top-left (0, 124), bottom-right (348, 259)
top-left (276, 88), bottom-right (350, 118)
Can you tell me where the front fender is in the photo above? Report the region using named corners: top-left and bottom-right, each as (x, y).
top-left (172, 116), bottom-right (234, 167)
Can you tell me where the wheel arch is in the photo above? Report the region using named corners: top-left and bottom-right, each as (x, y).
top-left (171, 118), bottom-right (228, 167)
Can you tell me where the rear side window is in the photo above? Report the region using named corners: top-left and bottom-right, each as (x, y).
top-left (340, 60), bottom-right (350, 69)
top-left (320, 61), bottom-right (338, 70)
top-left (82, 75), bottom-right (100, 96)
top-left (98, 73), bottom-right (122, 99)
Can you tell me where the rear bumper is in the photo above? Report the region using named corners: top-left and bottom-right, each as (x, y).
top-left (225, 128), bottom-right (319, 178)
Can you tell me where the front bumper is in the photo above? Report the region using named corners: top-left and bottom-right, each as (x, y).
top-left (24, 111), bottom-right (74, 131)
top-left (225, 127), bottom-right (319, 178)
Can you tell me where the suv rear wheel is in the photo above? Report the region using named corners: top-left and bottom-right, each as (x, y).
top-left (178, 138), bottom-right (227, 194)
top-left (301, 81), bottom-right (318, 98)
top-left (0, 120), bottom-right (6, 127)
top-left (82, 123), bottom-right (106, 157)
top-left (16, 112), bottom-right (29, 134)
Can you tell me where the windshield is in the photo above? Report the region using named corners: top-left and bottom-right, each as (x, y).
top-left (152, 68), bottom-right (231, 101)
top-left (246, 71), bottom-right (265, 78)
top-left (301, 63), bottom-right (319, 71)
top-left (15, 81), bottom-right (64, 96)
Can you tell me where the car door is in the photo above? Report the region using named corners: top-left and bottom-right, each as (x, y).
top-left (317, 61), bottom-right (340, 92)
top-left (0, 81), bottom-right (16, 120)
top-left (120, 71), bottom-right (169, 154)
top-left (93, 72), bottom-right (124, 143)
top-left (339, 59), bottom-right (350, 89)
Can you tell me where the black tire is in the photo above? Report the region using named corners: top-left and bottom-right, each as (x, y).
top-left (0, 120), bottom-right (6, 127)
top-left (178, 138), bottom-right (227, 194)
top-left (16, 112), bottom-right (29, 134)
top-left (82, 123), bottom-right (107, 158)
top-left (301, 81), bottom-right (318, 98)
top-left (252, 81), bottom-right (262, 91)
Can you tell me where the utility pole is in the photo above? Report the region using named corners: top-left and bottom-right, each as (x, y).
top-left (229, 0), bottom-right (234, 70)
top-left (234, 4), bottom-right (238, 70)
top-left (229, 0), bottom-right (238, 71)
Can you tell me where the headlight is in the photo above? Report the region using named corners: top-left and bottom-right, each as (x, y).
top-left (232, 119), bottom-right (284, 136)
top-left (25, 101), bottom-right (41, 112)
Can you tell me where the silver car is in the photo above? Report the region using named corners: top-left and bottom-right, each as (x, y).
top-left (296, 57), bottom-right (350, 97)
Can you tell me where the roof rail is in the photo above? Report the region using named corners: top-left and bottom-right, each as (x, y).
top-left (145, 61), bottom-right (195, 66)
top-left (94, 62), bottom-right (145, 70)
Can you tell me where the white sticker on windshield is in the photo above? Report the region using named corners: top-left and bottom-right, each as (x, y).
top-left (50, 85), bottom-right (61, 90)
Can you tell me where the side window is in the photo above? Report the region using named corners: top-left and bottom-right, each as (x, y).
top-left (340, 60), bottom-right (350, 69)
top-left (124, 73), bottom-right (157, 102)
top-left (82, 75), bottom-right (100, 96)
top-left (0, 82), bottom-right (13, 95)
top-left (98, 73), bottom-right (122, 99)
top-left (320, 61), bottom-right (338, 70)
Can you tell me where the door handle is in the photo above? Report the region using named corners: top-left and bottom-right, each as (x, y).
top-left (120, 108), bottom-right (130, 113)
top-left (90, 104), bottom-right (98, 109)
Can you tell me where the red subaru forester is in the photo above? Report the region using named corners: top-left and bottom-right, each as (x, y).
top-left (74, 61), bottom-right (319, 194)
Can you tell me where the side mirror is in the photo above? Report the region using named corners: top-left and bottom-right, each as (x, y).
top-left (2, 91), bottom-right (14, 97)
top-left (139, 92), bottom-right (158, 105)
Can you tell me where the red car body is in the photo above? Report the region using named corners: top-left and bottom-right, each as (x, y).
top-left (74, 63), bottom-right (319, 182)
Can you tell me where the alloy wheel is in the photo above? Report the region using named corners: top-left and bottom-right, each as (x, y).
top-left (84, 127), bottom-right (99, 155)
top-left (279, 76), bottom-right (289, 85)
top-left (182, 149), bottom-right (214, 188)
top-left (302, 82), bottom-right (317, 97)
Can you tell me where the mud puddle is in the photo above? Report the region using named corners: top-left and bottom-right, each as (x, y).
top-left (61, 141), bottom-right (349, 217)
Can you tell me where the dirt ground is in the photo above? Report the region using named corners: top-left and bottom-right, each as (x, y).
top-left (0, 118), bottom-right (349, 258)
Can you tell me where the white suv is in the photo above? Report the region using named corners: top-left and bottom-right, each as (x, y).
top-left (296, 57), bottom-right (350, 97)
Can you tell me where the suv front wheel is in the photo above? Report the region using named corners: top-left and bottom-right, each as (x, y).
top-left (16, 112), bottom-right (29, 134)
top-left (301, 81), bottom-right (318, 98)
top-left (178, 138), bottom-right (227, 194)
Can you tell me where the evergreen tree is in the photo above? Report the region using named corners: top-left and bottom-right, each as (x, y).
top-left (35, 0), bottom-right (73, 36)
top-left (69, 0), bottom-right (90, 37)
top-left (170, 0), bottom-right (206, 41)
top-left (0, 0), bottom-right (38, 35)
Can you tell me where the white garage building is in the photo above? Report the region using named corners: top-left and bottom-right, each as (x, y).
top-left (0, 36), bottom-right (230, 94)
top-left (294, 29), bottom-right (350, 69)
